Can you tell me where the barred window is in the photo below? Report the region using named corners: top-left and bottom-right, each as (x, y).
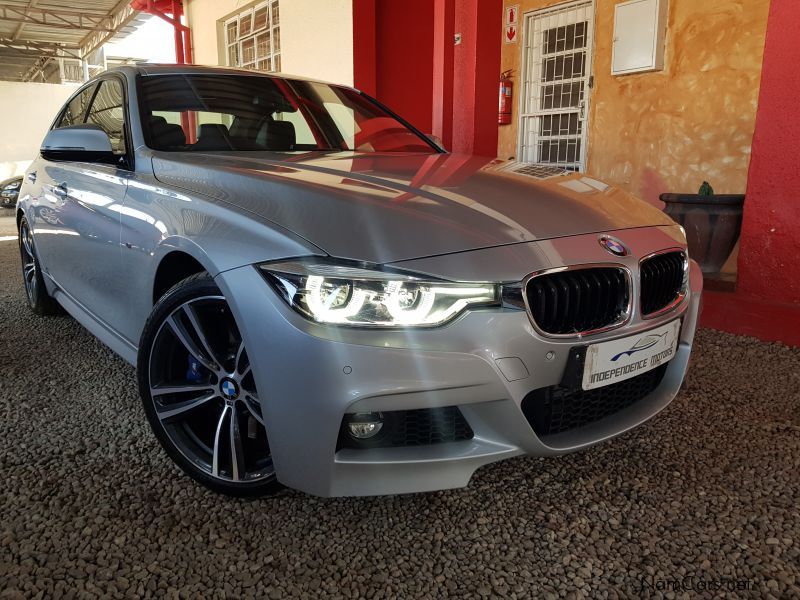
top-left (223, 1), bottom-right (281, 72)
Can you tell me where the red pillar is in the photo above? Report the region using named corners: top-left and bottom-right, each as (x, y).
top-left (172, 0), bottom-right (185, 64)
top-left (451, 0), bottom-right (503, 156)
top-left (432, 0), bottom-right (455, 149)
top-left (737, 0), bottom-right (800, 305)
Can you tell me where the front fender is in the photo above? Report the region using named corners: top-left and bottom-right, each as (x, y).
top-left (151, 235), bottom-right (218, 276)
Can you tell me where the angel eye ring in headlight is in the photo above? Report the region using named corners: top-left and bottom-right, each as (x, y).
top-left (259, 260), bottom-right (499, 328)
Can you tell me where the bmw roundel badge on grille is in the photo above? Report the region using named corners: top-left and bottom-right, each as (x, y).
top-left (599, 236), bottom-right (628, 256)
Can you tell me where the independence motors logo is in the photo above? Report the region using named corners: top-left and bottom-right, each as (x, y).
top-left (611, 332), bottom-right (668, 362)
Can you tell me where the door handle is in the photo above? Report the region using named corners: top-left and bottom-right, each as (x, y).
top-left (53, 182), bottom-right (68, 198)
top-left (27, 172), bottom-right (36, 184)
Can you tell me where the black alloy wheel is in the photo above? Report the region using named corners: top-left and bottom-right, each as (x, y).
top-left (18, 216), bottom-right (60, 315)
top-left (138, 274), bottom-right (280, 497)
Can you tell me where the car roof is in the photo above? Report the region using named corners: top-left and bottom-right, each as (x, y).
top-left (104, 63), bottom-right (343, 88)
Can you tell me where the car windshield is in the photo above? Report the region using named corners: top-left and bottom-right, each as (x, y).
top-left (138, 74), bottom-right (437, 154)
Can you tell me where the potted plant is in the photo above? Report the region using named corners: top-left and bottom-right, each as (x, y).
top-left (660, 182), bottom-right (744, 274)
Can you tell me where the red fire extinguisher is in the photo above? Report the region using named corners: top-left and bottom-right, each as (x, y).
top-left (498, 70), bottom-right (513, 125)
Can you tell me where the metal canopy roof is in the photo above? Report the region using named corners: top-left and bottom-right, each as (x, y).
top-left (0, 0), bottom-right (142, 82)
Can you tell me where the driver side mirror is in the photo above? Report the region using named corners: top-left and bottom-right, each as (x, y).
top-left (41, 125), bottom-right (115, 163)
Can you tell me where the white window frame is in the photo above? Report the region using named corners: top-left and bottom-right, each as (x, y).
top-left (223, 0), bottom-right (281, 72)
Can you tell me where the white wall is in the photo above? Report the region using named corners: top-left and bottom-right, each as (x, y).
top-left (281, 0), bottom-right (353, 85)
top-left (0, 81), bottom-right (76, 180)
top-left (185, 0), bottom-right (353, 85)
top-left (184, 0), bottom-right (228, 67)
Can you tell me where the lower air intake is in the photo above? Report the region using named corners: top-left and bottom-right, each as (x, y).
top-left (521, 365), bottom-right (668, 438)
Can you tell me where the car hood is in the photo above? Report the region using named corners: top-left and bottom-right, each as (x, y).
top-left (151, 151), bottom-right (674, 264)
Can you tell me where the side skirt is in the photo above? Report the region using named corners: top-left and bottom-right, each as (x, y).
top-left (47, 274), bottom-right (138, 366)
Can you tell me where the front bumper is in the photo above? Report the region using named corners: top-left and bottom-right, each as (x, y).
top-left (217, 230), bottom-right (703, 497)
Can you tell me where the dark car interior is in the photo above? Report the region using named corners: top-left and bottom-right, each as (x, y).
top-left (148, 116), bottom-right (297, 152)
top-left (138, 73), bottom-right (437, 154)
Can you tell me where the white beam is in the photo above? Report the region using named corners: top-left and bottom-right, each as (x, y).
top-left (11, 0), bottom-right (37, 41)
top-left (0, 3), bottom-right (116, 33)
top-left (0, 38), bottom-right (81, 60)
top-left (79, 0), bottom-right (139, 60)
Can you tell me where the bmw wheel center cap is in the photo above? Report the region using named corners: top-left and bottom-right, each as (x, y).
top-left (220, 378), bottom-right (239, 400)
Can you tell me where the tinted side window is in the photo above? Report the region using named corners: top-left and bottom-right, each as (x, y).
top-left (56, 84), bottom-right (96, 128)
top-left (86, 80), bottom-right (126, 154)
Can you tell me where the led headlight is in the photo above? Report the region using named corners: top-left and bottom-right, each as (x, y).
top-left (676, 226), bottom-right (690, 257)
top-left (681, 251), bottom-right (690, 291)
top-left (259, 260), bottom-right (498, 327)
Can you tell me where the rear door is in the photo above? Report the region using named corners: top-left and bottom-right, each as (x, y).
top-left (35, 77), bottom-right (131, 330)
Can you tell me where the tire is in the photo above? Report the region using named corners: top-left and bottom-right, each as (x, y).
top-left (18, 216), bottom-right (61, 316)
top-left (138, 273), bottom-right (281, 497)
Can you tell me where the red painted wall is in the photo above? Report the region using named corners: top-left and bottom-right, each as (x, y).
top-left (737, 0), bottom-right (800, 304)
top-left (353, 0), bottom-right (501, 154)
top-left (353, 0), bottom-right (435, 134)
top-left (352, 0), bottom-right (377, 96)
top-left (376, 1), bottom-right (435, 134)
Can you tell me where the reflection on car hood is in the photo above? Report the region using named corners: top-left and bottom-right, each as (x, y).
top-left (151, 151), bottom-right (674, 264)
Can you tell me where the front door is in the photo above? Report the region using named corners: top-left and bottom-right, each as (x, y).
top-left (518, 1), bottom-right (594, 171)
top-left (35, 77), bottom-right (130, 330)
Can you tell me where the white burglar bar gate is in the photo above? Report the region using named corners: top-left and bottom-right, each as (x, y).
top-left (518, 1), bottom-right (595, 172)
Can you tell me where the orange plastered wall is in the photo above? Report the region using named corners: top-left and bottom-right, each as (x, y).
top-left (498, 0), bottom-right (770, 203)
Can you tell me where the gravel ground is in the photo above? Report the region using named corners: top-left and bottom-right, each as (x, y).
top-left (1, 213), bottom-right (799, 599)
top-left (0, 213), bottom-right (15, 237)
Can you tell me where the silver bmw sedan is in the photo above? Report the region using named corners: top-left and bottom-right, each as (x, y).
top-left (16, 65), bottom-right (702, 497)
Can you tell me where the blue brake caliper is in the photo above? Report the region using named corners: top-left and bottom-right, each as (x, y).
top-left (186, 356), bottom-right (204, 383)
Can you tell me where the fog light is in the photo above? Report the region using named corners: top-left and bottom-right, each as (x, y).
top-left (346, 412), bottom-right (384, 439)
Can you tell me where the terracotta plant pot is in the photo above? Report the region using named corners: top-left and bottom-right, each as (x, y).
top-left (659, 193), bottom-right (745, 274)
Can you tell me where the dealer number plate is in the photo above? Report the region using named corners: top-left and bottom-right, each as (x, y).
top-left (582, 320), bottom-right (680, 391)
